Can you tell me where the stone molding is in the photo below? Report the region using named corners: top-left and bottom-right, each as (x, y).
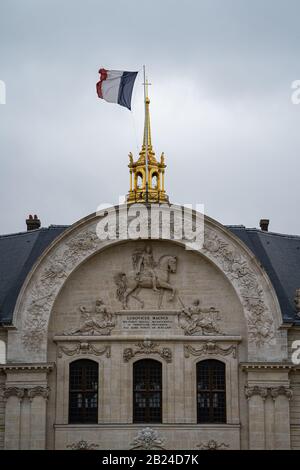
top-left (0, 363), bottom-right (54, 372)
top-left (241, 363), bottom-right (294, 371)
top-left (245, 385), bottom-right (292, 400)
top-left (184, 341), bottom-right (237, 358)
top-left (123, 340), bottom-right (172, 363)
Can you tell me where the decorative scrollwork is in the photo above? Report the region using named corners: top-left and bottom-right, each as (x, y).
top-left (67, 440), bottom-right (99, 450)
top-left (123, 340), bottom-right (172, 363)
top-left (197, 439), bottom-right (229, 450)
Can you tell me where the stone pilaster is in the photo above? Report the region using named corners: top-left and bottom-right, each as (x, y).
top-left (271, 386), bottom-right (292, 450)
top-left (3, 387), bottom-right (25, 449)
top-left (245, 386), bottom-right (268, 449)
top-left (28, 386), bottom-right (50, 449)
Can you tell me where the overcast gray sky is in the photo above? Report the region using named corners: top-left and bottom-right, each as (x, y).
top-left (0, 0), bottom-right (299, 235)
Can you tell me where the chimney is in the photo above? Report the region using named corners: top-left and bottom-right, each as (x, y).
top-left (260, 219), bottom-right (269, 232)
top-left (26, 214), bottom-right (41, 231)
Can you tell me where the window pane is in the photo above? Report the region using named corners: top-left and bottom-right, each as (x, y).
top-left (69, 359), bottom-right (98, 424)
top-left (197, 360), bottom-right (226, 423)
top-left (133, 359), bottom-right (162, 423)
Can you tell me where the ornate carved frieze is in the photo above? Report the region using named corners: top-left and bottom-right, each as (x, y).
top-left (22, 229), bottom-right (101, 351)
top-left (184, 341), bottom-right (236, 358)
top-left (131, 427), bottom-right (165, 450)
top-left (197, 439), bottom-right (229, 450)
top-left (67, 440), bottom-right (99, 450)
top-left (202, 230), bottom-right (275, 346)
top-left (62, 298), bottom-right (116, 336)
top-left (123, 340), bottom-right (172, 363)
top-left (245, 385), bottom-right (292, 400)
top-left (178, 299), bottom-right (222, 336)
top-left (58, 342), bottom-right (110, 358)
top-left (114, 245), bottom-right (177, 310)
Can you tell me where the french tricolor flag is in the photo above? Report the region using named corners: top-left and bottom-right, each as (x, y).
top-left (96, 68), bottom-right (138, 110)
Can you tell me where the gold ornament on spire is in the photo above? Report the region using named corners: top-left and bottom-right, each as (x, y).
top-left (126, 79), bottom-right (169, 204)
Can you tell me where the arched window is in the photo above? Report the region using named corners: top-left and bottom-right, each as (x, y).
top-left (137, 173), bottom-right (143, 188)
top-left (0, 340), bottom-right (6, 364)
top-left (197, 359), bottom-right (226, 423)
top-left (69, 359), bottom-right (98, 424)
top-left (151, 173), bottom-right (158, 189)
top-left (133, 359), bottom-right (162, 423)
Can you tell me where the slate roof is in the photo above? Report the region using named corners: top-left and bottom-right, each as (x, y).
top-left (0, 223), bottom-right (299, 325)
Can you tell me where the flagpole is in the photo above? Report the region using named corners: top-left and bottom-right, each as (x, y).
top-left (143, 64), bottom-right (149, 203)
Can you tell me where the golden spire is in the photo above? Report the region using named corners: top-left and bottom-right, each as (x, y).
top-left (142, 81), bottom-right (152, 152)
top-left (126, 75), bottom-right (169, 204)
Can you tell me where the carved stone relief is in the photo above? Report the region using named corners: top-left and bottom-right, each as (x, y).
top-left (62, 298), bottom-right (115, 336)
top-left (114, 244), bottom-right (177, 309)
top-left (18, 210), bottom-right (280, 355)
top-left (178, 299), bottom-right (222, 336)
top-left (57, 342), bottom-right (110, 358)
top-left (22, 229), bottom-right (101, 351)
top-left (67, 440), bottom-right (99, 450)
top-left (130, 427), bottom-right (165, 450)
top-left (197, 439), bottom-right (229, 450)
top-left (184, 341), bottom-right (236, 358)
top-left (202, 230), bottom-right (275, 346)
top-left (123, 340), bottom-right (172, 363)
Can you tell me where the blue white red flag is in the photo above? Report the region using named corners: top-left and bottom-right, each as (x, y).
top-left (96, 69), bottom-right (138, 110)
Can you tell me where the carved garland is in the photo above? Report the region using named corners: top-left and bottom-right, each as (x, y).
top-left (123, 341), bottom-right (172, 363)
top-left (20, 219), bottom-right (276, 352)
top-left (57, 342), bottom-right (111, 358)
top-left (184, 341), bottom-right (236, 358)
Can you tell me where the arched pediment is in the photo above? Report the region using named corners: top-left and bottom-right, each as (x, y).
top-left (9, 205), bottom-right (284, 363)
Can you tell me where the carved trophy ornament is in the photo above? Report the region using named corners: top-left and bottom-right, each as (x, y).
top-left (63, 298), bottom-right (115, 336)
top-left (295, 288), bottom-right (300, 317)
top-left (178, 298), bottom-right (222, 335)
top-left (131, 427), bottom-right (165, 450)
top-left (114, 244), bottom-right (177, 309)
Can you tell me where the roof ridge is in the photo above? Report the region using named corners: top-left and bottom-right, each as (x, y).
top-left (0, 225), bottom-right (70, 239)
top-left (227, 226), bottom-right (300, 240)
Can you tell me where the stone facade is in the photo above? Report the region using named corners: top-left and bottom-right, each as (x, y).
top-left (0, 205), bottom-right (299, 449)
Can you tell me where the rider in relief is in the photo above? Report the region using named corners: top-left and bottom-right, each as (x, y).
top-left (133, 245), bottom-right (159, 292)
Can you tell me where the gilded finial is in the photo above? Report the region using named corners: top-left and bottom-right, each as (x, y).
top-left (126, 79), bottom-right (169, 204)
top-left (128, 152), bottom-right (133, 166)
